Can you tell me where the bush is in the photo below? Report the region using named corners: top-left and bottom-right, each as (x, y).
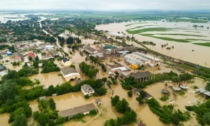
top-left (160, 95), bottom-right (169, 101)
top-left (127, 91), bottom-right (133, 97)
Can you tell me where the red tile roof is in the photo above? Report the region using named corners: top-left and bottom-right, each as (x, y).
top-left (28, 52), bottom-right (35, 57)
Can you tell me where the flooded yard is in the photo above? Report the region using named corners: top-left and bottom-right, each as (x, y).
top-left (29, 71), bottom-right (65, 89)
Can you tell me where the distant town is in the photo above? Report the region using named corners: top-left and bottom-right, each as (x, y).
top-left (0, 11), bottom-right (210, 126)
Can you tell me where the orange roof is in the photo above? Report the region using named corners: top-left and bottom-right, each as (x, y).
top-left (28, 52), bottom-right (35, 57)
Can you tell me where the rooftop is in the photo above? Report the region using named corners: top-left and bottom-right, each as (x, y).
top-left (84, 46), bottom-right (97, 54)
top-left (58, 103), bottom-right (96, 118)
top-left (132, 71), bottom-right (151, 79)
top-left (81, 84), bottom-right (95, 93)
top-left (62, 58), bottom-right (69, 63)
top-left (61, 67), bottom-right (78, 75)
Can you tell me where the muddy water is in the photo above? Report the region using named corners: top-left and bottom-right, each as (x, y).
top-left (0, 114), bottom-right (10, 126)
top-left (1, 56), bottom-right (23, 71)
top-left (145, 77), bottom-right (207, 125)
top-left (95, 22), bottom-right (210, 68)
top-left (29, 71), bottom-right (65, 88)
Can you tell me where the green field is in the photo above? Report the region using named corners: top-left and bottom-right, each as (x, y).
top-left (141, 34), bottom-right (191, 43)
top-left (126, 27), bottom-right (169, 34)
top-left (158, 33), bottom-right (205, 37)
top-left (194, 42), bottom-right (210, 47)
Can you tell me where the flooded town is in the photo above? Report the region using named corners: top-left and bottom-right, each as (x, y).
top-left (0, 1), bottom-right (210, 126)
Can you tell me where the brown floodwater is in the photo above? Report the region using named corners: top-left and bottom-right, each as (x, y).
top-left (0, 113), bottom-right (10, 126)
top-left (29, 71), bottom-right (65, 89)
top-left (95, 22), bottom-right (210, 68)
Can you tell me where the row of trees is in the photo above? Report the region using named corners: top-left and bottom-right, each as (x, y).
top-left (79, 62), bottom-right (99, 78)
top-left (147, 98), bottom-right (190, 125)
top-left (21, 78), bottom-right (107, 101)
top-left (105, 96), bottom-right (137, 126)
top-left (121, 71), bottom-right (194, 89)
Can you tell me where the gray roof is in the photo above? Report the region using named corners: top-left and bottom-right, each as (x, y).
top-left (62, 58), bottom-right (69, 63)
top-left (132, 71), bottom-right (151, 79)
top-left (58, 103), bottom-right (96, 118)
top-left (0, 65), bottom-right (5, 71)
top-left (81, 84), bottom-right (94, 93)
top-left (84, 46), bottom-right (97, 54)
top-left (61, 67), bottom-right (77, 75)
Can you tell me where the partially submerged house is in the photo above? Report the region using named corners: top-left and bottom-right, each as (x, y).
top-left (81, 84), bottom-right (95, 96)
top-left (13, 53), bottom-right (24, 62)
top-left (27, 52), bottom-right (36, 60)
top-left (131, 71), bottom-right (152, 83)
top-left (58, 103), bottom-right (97, 119)
top-left (60, 67), bottom-right (81, 81)
top-left (0, 65), bottom-right (7, 77)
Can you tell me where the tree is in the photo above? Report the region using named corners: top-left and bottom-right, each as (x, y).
top-left (127, 91), bottom-right (133, 97)
top-left (201, 112), bottom-right (210, 125)
top-left (12, 114), bottom-right (27, 126)
top-left (49, 98), bottom-right (56, 110)
top-left (115, 99), bottom-right (130, 113)
top-left (121, 110), bottom-right (137, 124)
top-left (33, 61), bottom-right (39, 68)
top-left (0, 80), bottom-right (16, 101)
top-left (205, 82), bottom-right (210, 91)
top-left (37, 113), bottom-right (49, 126)
top-left (111, 96), bottom-right (120, 106)
top-left (79, 62), bottom-right (99, 78)
top-left (35, 56), bottom-right (39, 61)
top-left (66, 37), bottom-right (74, 44)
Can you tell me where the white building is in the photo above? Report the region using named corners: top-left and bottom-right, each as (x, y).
top-left (81, 84), bottom-right (95, 96)
top-left (61, 67), bottom-right (81, 81)
top-left (124, 52), bottom-right (160, 67)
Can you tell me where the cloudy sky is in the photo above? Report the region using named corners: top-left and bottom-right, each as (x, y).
top-left (0, 0), bottom-right (209, 11)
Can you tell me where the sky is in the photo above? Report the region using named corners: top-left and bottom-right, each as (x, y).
top-left (0, 0), bottom-right (210, 11)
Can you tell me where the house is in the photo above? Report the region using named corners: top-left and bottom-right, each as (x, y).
top-left (14, 53), bottom-right (24, 62)
top-left (61, 67), bottom-right (81, 81)
top-left (7, 51), bottom-right (13, 56)
top-left (0, 65), bottom-right (6, 71)
top-left (0, 65), bottom-right (7, 77)
top-left (83, 46), bottom-right (97, 54)
top-left (61, 58), bottom-right (72, 67)
top-left (27, 52), bottom-right (36, 60)
top-left (131, 71), bottom-right (152, 83)
top-left (49, 50), bottom-right (60, 57)
top-left (42, 52), bottom-right (53, 60)
top-left (58, 103), bottom-right (97, 119)
top-left (81, 84), bottom-right (95, 96)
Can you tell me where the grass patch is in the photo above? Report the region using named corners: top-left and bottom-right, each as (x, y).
top-left (125, 23), bottom-right (140, 27)
top-left (129, 25), bottom-right (153, 30)
top-left (141, 34), bottom-right (191, 43)
top-left (126, 27), bottom-right (169, 34)
top-left (194, 42), bottom-right (210, 47)
top-left (158, 33), bottom-right (205, 37)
